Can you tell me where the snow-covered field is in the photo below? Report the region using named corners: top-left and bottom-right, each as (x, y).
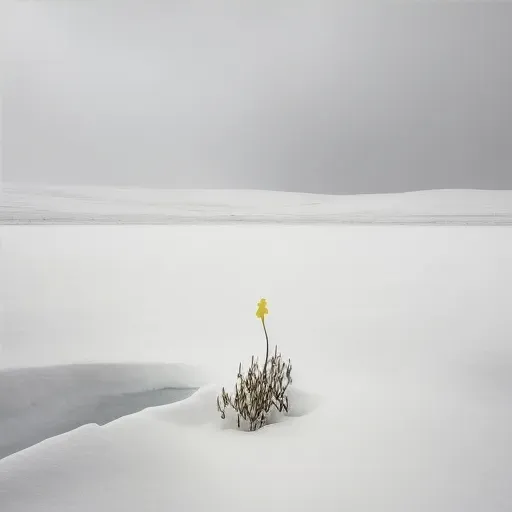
top-left (1, 188), bottom-right (512, 511)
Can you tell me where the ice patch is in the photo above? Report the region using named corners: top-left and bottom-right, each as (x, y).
top-left (0, 363), bottom-right (204, 459)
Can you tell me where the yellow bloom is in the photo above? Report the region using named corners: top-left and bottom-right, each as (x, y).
top-left (256, 298), bottom-right (268, 320)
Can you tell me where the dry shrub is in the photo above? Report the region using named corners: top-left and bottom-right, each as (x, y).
top-left (217, 346), bottom-right (292, 431)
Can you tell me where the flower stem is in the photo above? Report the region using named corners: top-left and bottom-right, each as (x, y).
top-left (262, 318), bottom-right (269, 375)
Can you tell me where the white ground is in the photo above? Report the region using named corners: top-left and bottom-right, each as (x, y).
top-left (1, 188), bottom-right (512, 511)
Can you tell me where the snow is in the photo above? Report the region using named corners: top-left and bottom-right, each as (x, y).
top-left (2, 182), bottom-right (512, 224)
top-left (1, 187), bottom-right (512, 511)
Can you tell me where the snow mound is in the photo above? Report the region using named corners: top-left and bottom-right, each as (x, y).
top-left (0, 379), bottom-right (325, 512)
top-left (141, 383), bottom-right (320, 430)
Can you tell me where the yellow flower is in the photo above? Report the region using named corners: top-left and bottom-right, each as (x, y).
top-left (256, 298), bottom-right (268, 320)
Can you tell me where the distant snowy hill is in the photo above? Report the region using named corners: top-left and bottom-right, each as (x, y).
top-left (2, 183), bottom-right (512, 225)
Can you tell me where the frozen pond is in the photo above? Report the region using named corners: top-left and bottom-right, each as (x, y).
top-left (0, 364), bottom-right (198, 460)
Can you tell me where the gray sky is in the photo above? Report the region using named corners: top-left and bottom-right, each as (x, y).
top-left (3, 2), bottom-right (512, 194)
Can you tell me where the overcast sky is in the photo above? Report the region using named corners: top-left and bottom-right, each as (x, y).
top-left (2, 2), bottom-right (512, 194)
